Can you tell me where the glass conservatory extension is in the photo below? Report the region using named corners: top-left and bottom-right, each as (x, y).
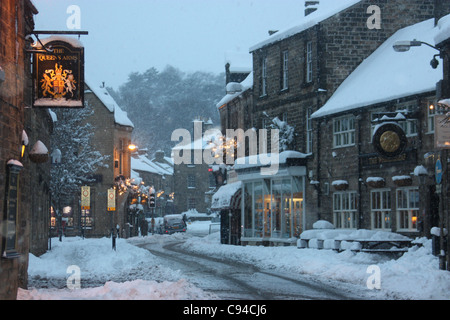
top-left (241, 176), bottom-right (305, 244)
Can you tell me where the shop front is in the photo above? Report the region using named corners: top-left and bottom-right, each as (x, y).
top-left (235, 152), bottom-right (307, 246)
top-left (211, 181), bottom-right (242, 245)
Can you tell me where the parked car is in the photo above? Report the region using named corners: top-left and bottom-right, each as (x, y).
top-left (159, 214), bottom-right (187, 235)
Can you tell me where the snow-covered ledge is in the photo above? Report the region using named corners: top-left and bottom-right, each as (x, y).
top-left (332, 180), bottom-right (348, 191)
top-left (366, 177), bottom-right (385, 188)
top-left (392, 175), bottom-right (412, 187)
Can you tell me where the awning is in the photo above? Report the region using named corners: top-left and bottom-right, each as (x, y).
top-left (211, 181), bottom-right (242, 210)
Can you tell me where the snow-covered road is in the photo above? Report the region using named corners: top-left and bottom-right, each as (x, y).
top-left (19, 220), bottom-right (450, 300)
top-left (137, 238), bottom-right (362, 300)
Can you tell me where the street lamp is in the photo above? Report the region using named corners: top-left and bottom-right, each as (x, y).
top-left (392, 40), bottom-right (425, 52)
top-left (393, 40), bottom-right (445, 69)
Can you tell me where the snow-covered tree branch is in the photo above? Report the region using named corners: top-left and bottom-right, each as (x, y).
top-left (50, 101), bottom-right (110, 210)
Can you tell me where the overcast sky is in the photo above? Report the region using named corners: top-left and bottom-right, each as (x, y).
top-left (33, 0), bottom-right (305, 89)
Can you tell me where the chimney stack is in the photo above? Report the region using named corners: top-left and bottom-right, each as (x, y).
top-left (305, 1), bottom-right (319, 16)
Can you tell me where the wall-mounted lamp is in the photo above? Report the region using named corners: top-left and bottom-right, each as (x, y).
top-left (128, 144), bottom-right (137, 152)
top-left (21, 130), bottom-right (29, 158)
top-left (414, 165), bottom-right (429, 184)
top-left (51, 148), bottom-right (62, 164)
top-left (0, 66), bottom-right (5, 85)
top-left (393, 39), bottom-right (447, 69)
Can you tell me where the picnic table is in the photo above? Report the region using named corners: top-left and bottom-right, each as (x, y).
top-left (297, 226), bottom-right (419, 255)
top-left (338, 238), bottom-right (415, 253)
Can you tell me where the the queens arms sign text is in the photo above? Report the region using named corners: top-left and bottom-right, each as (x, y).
top-left (33, 38), bottom-right (84, 108)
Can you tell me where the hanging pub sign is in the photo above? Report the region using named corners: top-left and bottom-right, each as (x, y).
top-left (33, 37), bottom-right (84, 108)
top-left (372, 122), bottom-right (408, 158)
top-left (434, 114), bottom-right (450, 149)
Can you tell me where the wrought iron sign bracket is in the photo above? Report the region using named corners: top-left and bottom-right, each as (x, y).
top-left (25, 30), bottom-right (88, 54)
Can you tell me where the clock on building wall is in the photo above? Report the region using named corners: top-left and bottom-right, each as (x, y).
top-left (372, 122), bottom-right (407, 158)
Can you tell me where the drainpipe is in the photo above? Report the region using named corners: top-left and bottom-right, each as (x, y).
top-left (357, 113), bottom-right (363, 229)
top-left (316, 119), bottom-right (322, 220)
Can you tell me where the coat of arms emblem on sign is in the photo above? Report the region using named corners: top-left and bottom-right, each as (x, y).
top-left (40, 63), bottom-right (77, 99)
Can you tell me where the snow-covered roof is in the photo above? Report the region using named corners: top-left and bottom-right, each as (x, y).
top-left (150, 157), bottom-right (174, 174)
top-left (217, 72), bottom-right (253, 109)
top-left (249, 0), bottom-right (361, 52)
top-left (234, 151), bottom-right (308, 170)
top-left (86, 82), bottom-right (134, 128)
top-left (312, 18), bottom-right (443, 119)
top-left (131, 155), bottom-right (172, 176)
top-left (172, 128), bottom-right (223, 151)
top-left (435, 13), bottom-right (450, 45)
top-left (211, 181), bottom-right (242, 210)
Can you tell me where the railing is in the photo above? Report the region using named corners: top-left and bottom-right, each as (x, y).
top-left (209, 222), bottom-right (221, 234)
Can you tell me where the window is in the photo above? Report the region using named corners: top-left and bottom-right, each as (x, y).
top-left (187, 198), bottom-right (196, 209)
top-left (428, 101), bottom-right (436, 133)
top-left (333, 116), bottom-right (355, 148)
top-left (333, 191), bottom-right (358, 229)
top-left (306, 108), bottom-right (313, 153)
top-left (282, 50), bottom-right (289, 90)
top-left (396, 187), bottom-right (419, 231)
top-left (262, 117), bottom-right (271, 129)
top-left (371, 189), bottom-right (391, 230)
top-left (242, 177), bottom-right (304, 239)
top-left (306, 41), bottom-right (313, 83)
top-left (254, 181), bottom-right (264, 238)
top-left (62, 206), bottom-right (74, 228)
top-left (261, 56), bottom-right (267, 96)
top-left (398, 106), bottom-right (418, 136)
top-left (81, 209), bottom-right (93, 228)
top-left (243, 183), bottom-right (253, 237)
top-left (187, 175), bottom-right (196, 188)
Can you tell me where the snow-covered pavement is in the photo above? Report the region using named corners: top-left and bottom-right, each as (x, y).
top-left (19, 221), bottom-right (450, 300)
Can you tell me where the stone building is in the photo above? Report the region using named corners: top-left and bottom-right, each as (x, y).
top-left (311, 18), bottom-right (443, 237)
top-left (217, 0), bottom-right (450, 246)
top-left (53, 82), bottom-right (134, 238)
top-left (84, 82), bottom-right (134, 237)
top-left (434, 13), bottom-right (450, 269)
top-left (25, 108), bottom-right (52, 257)
top-left (0, 0), bottom-right (52, 300)
top-left (172, 118), bottom-right (219, 214)
top-left (131, 151), bottom-right (174, 217)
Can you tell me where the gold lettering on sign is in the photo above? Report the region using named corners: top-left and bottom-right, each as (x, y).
top-left (38, 54), bottom-right (57, 61)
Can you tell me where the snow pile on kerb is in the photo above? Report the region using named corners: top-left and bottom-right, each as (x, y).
top-left (181, 232), bottom-right (450, 299)
top-left (21, 236), bottom-right (215, 300)
top-left (27, 237), bottom-right (151, 278)
top-left (19, 279), bottom-right (209, 300)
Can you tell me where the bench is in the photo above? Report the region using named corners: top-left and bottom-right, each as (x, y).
top-left (299, 237), bottom-right (417, 255)
top-left (340, 239), bottom-right (415, 254)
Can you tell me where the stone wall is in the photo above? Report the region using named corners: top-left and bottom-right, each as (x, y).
top-left (0, 0), bottom-right (40, 300)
